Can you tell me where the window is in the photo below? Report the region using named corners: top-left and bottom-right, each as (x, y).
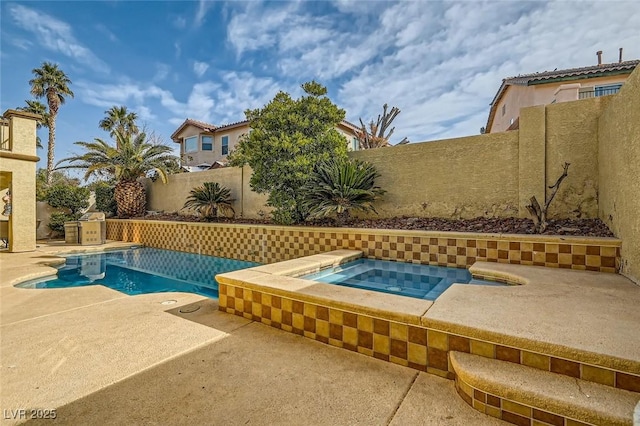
top-left (352, 137), bottom-right (359, 151)
top-left (221, 136), bottom-right (229, 155)
top-left (202, 136), bottom-right (213, 151)
top-left (594, 83), bottom-right (622, 97)
top-left (501, 104), bottom-right (506, 116)
top-left (184, 136), bottom-right (198, 153)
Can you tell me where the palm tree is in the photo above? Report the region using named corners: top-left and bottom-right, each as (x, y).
top-left (99, 106), bottom-right (139, 141)
top-left (302, 158), bottom-right (385, 226)
top-left (183, 182), bottom-right (235, 220)
top-left (57, 130), bottom-right (178, 217)
top-left (18, 100), bottom-right (49, 149)
top-left (29, 62), bottom-right (74, 184)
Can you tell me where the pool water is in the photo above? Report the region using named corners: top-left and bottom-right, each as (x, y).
top-left (16, 247), bottom-right (259, 298)
top-left (302, 258), bottom-right (504, 300)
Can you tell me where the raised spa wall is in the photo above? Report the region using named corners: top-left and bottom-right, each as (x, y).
top-left (215, 249), bottom-right (640, 426)
top-left (105, 220), bottom-right (620, 273)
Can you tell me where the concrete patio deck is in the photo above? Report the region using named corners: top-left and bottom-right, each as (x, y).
top-left (1, 242), bottom-right (503, 425)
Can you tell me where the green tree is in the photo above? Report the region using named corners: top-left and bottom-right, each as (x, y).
top-left (44, 183), bottom-right (90, 235)
top-left (183, 182), bottom-right (235, 220)
top-left (58, 131), bottom-right (178, 218)
top-left (229, 81), bottom-right (348, 224)
top-left (29, 62), bottom-right (74, 184)
top-left (17, 100), bottom-right (49, 149)
top-left (36, 168), bottom-right (80, 201)
top-left (90, 180), bottom-right (117, 216)
top-left (302, 158), bottom-right (385, 226)
top-left (99, 105), bottom-right (139, 141)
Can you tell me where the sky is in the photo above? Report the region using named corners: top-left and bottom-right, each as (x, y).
top-left (2, 0), bottom-right (640, 172)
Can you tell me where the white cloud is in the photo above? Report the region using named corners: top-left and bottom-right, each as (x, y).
top-left (152, 63), bottom-right (171, 83)
top-left (195, 0), bottom-right (213, 27)
top-left (8, 4), bottom-right (110, 73)
top-left (193, 61), bottom-right (210, 78)
top-left (334, 1), bottom-right (640, 142)
top-left (95, 23), bottom-right (118, 42)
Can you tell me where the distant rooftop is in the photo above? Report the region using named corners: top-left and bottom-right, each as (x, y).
top-left (503, 60), bottom-right (640, 87)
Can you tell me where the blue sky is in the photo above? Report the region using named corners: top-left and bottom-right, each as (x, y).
top-left (2, 1), bottom-right (640, 172)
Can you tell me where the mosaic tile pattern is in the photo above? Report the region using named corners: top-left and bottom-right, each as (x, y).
top-left (455, 374), bottom-right (592, 426)
top-left (218, 283), bottom-right (453, 378)
top-left (217, 283), bottom-right (640, 392)
top-left (106, 220), bottom-right (620, 273)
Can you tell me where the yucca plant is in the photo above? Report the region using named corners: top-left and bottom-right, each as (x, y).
top-left (302, 158), bottom-right (385, 225)
top-left (183, 182), bottom-right (235, 220)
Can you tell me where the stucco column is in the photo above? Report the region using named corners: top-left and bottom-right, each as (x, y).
top-left (1, 110), bottom-right (40, 252)
top-left (518, 105), bottom-right (547, 218)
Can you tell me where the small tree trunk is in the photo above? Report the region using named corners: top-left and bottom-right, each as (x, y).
top-left (526, 162), bottom-right (570, 233)
top-left (336, 210), bottom-right (350, 226)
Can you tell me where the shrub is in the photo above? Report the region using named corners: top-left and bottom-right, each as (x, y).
top-left (93, 181), bottom-right (117, 216)
top-left (183, 182), bottom-right (235, 220)
top-left (302, 158), bottom-right (385, 226)
top-left (48, 211), bottom-right (80, 235)
top-left (45, 183), bottom-right (90, 215)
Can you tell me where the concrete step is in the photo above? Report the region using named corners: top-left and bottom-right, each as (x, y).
top-left (450, 351), bottom-right (640, 426)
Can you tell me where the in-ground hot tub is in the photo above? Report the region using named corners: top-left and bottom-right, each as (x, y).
top-left (302, 258), bottom-right (504, 300)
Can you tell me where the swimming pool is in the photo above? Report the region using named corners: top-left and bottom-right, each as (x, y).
top-left (302, 258), bottom-right (504, 300)
top-left (16, 247), bottom-right (259, 298)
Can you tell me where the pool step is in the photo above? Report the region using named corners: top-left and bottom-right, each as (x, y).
top-left (450, 351), bottom-right (640, 426)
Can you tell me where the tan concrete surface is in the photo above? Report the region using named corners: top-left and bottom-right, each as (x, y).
top-left (23, 320), bottom-right (503, 426)
top-left (389, 373), bottom-right (504, 426)
top-left (451, 351), bottom-right (640, 425)
top-left (1, 244), bottom-right (503, 425)
top-left (426, 262), bottom-right (640, 372)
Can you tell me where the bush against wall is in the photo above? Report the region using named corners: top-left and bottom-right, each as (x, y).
top-left (44, 183), bottom-right (89, 234)
top-left (92, 181), bottom-right (117, 216)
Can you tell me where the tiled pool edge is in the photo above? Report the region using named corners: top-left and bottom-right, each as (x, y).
top-left (216, 251), bottom-right (640, 394)
top-left (106, 220), bottom-right (621, 273)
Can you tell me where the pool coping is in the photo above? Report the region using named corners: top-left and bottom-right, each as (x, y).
top-left (216, 250), bottom-right (640, 391)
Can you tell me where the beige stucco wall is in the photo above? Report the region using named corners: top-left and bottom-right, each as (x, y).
top-left (0, 110), bottom-right (39, 252)
top-left (544, 96), bottom-right (612, 219)
top-left (146, 166), bottom-right (269, 219)
top-left (350, 132), bottom-right (520, 219)
top-left (598, 67), bottom-right (640, 283)
top-left (175, 124), bottom-right (215, 166)
top-left (492, 85), bottom-right (535, 133)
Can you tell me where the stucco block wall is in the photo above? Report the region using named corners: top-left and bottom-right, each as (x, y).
top-left (598, 67), bottom-right (640, 283)
top-left (517, 106), bottom-right (546, 217)
top-left (0, 110), bottom-right (39, 252)
top-left (350, 132), bottom-right (520, 219)
top-left (544, 96), bottom-right (611, 219)
top-left (146, 166), bottom-right (269, 219)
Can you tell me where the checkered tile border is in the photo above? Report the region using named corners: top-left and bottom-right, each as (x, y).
top-left (218, 283), bottom-right (640, 393)
top-left (106, 220), bottom-right (620, 273)
top-left (455, 374), bottom-right (592, 426)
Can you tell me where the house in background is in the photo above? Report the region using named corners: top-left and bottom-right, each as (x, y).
top-left (486, 51), bottom-right (639, 133)
top-left (171, 118), bottom-right (361, 169)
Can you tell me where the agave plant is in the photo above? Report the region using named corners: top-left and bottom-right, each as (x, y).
top-left (302, 158), bottom-right (385, 225)
top-left (183, 182), bottom-right (235, 220)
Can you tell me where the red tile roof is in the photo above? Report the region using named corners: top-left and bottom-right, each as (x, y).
top-left (170, 118), bottom-right (217, 141)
